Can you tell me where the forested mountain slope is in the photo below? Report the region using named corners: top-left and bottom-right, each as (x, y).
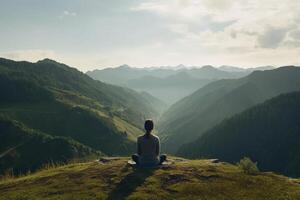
top-left (0, 58), bottom-right (163, 174)
top-left (159, 66), bottom-right (300, 153)
top-left (178, 92), bottom-right (300, 177)
top-left (0, 116), bottom-right (100, 174)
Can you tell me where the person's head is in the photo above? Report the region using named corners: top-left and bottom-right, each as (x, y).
top-left (144, 119), bottom-right (154, 133)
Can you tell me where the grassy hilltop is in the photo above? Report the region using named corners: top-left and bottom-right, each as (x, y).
top-left (1, 158), bottom-right (300, 200)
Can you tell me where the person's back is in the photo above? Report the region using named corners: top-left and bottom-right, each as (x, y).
top-left (132, 119), bottom-right (166, 167)
top-left (137, 134), bottom-right (159, 165)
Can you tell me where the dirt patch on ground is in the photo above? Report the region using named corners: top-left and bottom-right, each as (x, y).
top-left (161, 174), bottom-right (189, 188)
top-left (195, 174), bottom-right (219, 181)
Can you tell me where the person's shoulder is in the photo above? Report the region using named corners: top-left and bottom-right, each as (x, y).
top-left (151, 134), bottom-right (160, 141)
top-left (137, 135), bottom-right (144, 140)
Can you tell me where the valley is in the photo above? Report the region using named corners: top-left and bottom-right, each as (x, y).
top-left (87, 65), bottom-right (272, 106)
top-left (1, 58), bottom-right (300, 181)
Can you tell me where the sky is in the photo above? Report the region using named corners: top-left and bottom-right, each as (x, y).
top-left (0, 0), bottom-right (300, 71)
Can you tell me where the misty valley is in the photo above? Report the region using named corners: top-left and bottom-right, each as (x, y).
top-left (1, 58), bottom-right (300, 175)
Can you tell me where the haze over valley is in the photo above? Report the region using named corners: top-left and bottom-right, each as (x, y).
top-left (1, 57), bottom-right (299, 177)
top-left (87, 65), bottom-right (274, 106)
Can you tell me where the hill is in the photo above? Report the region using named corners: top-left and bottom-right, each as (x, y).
top-left (0, 116), bottom-right (100, 175)
top-left (1, 157), bottom-right (300, 200)
top-left (0, 58), bottom-right (163, 125)
top-left (158, 66), bottom-right (300, 153)
top-left (0, 58), bottom-right (163, 174)
top-left (87, 65), bottom-right (250, 105)
top-left (178, 92), bottom-right (300, 177)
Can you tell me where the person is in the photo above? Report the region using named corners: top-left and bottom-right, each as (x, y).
top-left (132, 119), bottom-right (167, 167)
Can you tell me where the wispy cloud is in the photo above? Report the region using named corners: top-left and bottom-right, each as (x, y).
top-left (59, 10), bottom-right (77, 19)
top-left (132, 0), bottom-right (300, 51)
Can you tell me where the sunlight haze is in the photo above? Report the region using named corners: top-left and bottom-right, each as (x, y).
top-left (0, 0), bottom-right (300, 71)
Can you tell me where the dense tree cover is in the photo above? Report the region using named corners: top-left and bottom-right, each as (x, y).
top-left (0, 58), bottom-right (163, 174)
top-left (0, 116), bottom-right (100, 175)
top-left (178, 92), bottom-right (300, 177)
top-left (0, 58), bottom-right (163, 126)
top-left (159, 66), bottom-right (300, 153)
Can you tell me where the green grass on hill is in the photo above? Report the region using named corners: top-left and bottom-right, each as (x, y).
top-left (0, 117), bottom-right (101, 175)
top-left (0, 58), bottom-right (163, 160)
top-left (1, 158), bottom-right (300, 200)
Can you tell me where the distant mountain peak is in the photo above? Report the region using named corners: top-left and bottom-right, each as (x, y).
top-left (201, 65), bottom-right (217, 70)
top-left (219, 65), bottom-right (245, 72)
top-left (118, 64), bottom-right (131, 69)
top-left (37, 58), bottom-right (58, 64)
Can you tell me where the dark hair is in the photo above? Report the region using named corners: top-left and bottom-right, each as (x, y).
top-left (144, 119), bottom-right (154, 132)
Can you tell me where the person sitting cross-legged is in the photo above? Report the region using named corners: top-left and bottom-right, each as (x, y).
top-left (132, 119), bottom-right (167, 167)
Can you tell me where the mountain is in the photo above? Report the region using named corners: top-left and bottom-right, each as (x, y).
top-left (219, 65), bottom-right (247, 72)
top-left (0, 58), bottom-right (163, 173)
top-left (219, 65), bottom-right (275, 72)
top-left (126, 72), bottom-right (214, 105)
top-left (0, 116), bottom-right (100, 174)
top-left (86, 65), bottom-right (178, 85)
top-left (87, 65), bottom-right (251, 105)
top-left (1, 157), bottom-right (300, 200)
top-left (178, 92), bottom-right (300, 177)
top-left (187, 65), bottom-right (246, 79)
top-left (158, 66), bottom-right (300, 153)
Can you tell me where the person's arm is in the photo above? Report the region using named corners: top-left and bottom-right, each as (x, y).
top-left (156, 137), bottom-right (160, 156)
top-left (137, 138), bottom-right (142, 155)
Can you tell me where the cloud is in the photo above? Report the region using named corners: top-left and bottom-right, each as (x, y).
top-left (126, 0), bottom-right (300, 68)
top-left (131, 0), bottom-right (210, 20)
top-left (201, 0), bottom-right (235, 10)
top-left (1, 0), bottom-right (300, 69)
top-left (59, 10), bottom-right (77, 19)
top-left (132, 0), bottom-right (300, 45)
top-left (283, 28), bottom-right (300, 48)
top-left (289, 29), bottom-right (300, 40)
top-left (257, 26), bottom-right (289, 49)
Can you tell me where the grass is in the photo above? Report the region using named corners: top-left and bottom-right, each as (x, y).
top-left (113, 117), bottom-right (144, 141)
top-left (0, 91), bottom-right (144, 143)
top-left (1, 158), bottom-right (300, 200)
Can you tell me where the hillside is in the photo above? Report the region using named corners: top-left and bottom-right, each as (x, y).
top-left (1, 158), bottom-right (300, 200)
top-left (0, 116), bottom-right (100, 175)
top-left (159, 66), bottom-right (300, 153)
top-left (87, 65), bottom-right (250, 105)
top-left (178, 92), bottom-right (300, 177)
top-left (0, 58), bottom-right (164, 174)
top-left (0, 58), bottom-right (163, 125)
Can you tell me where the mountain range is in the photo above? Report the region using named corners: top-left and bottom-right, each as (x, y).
top-left (87, 65), bottom-right (273, 105)
top-left (1, 57), bottom-right (300, 180)
top-left (158, 66), bottom-right (300, 153)
top-left (0, 58), bottom-right (164, 174)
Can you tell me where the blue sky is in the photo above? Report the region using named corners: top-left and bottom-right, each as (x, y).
top-left (0, 0), bottom-right (300, 71)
